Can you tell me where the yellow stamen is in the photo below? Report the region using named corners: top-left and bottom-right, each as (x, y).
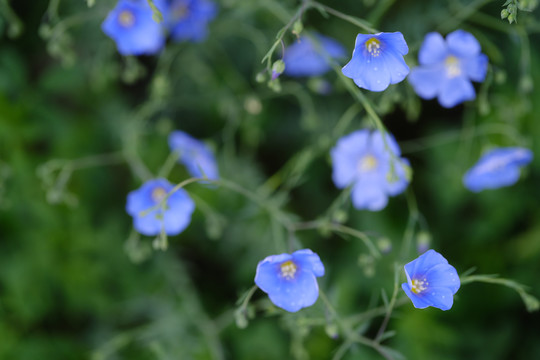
top-left (411, 278), bottom-right (428, 294)
top-left (280, 260), bottom-right (297, 280)
top-left (172, 3), bottom-right (189, 20)
top-left (358, 154), bottom-right (378, 172)
top-left (445, 56), bottom-right (461, 78)
top-left (151, 187), bottom-right (167, 203)
top-left (118, 10), bottom-right (135, 27)
top-left (365, 38), bottom-right (381, 57)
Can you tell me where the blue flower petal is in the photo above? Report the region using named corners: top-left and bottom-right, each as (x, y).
top-left (254, 250), bottom-right (324, 312)
top-left (425, 263), bottom-right (460, 294)
top-left (463, 147), bottom-right (533, 192)
top-left (438, 76), bottom-right (475, 108)
top-left (342, 45), bottom-right (391, 91)
top-left (371, 131), bottom-right (401, 158)
top-left (382, 48), bottom-right (410, 85)
top-left (254, 254), bottom-right (292, 293)
top-left (464, 166), bottom-right (520, 192)
top-left (342, 32), bottom-right (409, 92)
top-left (418, 32), bottom-right (448, 66)
top-left (353, 55), bottom-right (391, 92)
top-left (378, 32), bottom-right (409, 55)
top-left (401, 283), bottom-right (431, 309)
top-left (293, 249), bottom-right (325, 277)
top-left (169, 130), bottom-right (219, 180)
top-left (101, 0), bottom-right (166, 56)
top-left (351, 180), bottom-right (388, 211)
top-left (133, 211), bottom-right (163, 236)
top-left (408, 65), bottom-right (445, 99)
top-left (402, 249), bottom-right (459, 310)
top-left (404, 249), bottom-right (448, 279)
top-left (284, 34), bottom-right (346, 77)
top-left (126, 190), bottom-right (151, 216)
top-left (163, 189), bottom-right (195, 235)
top-left (331, 130), bottom-right (409, 211)
top-left (421, 286), bottom-right (455, 311)
top-left (321, 35), bottom-right (347, 59)
top-left (385, 158), bottom-right (410, 195)
top-left (410, 31), bottom-right (488, 108)
top-left (126, 179), bottom-right (195, 236)
top-left (267, 268), bottom-right (320, 312)
top-left (330, 130), bottom-right (371, 188)
top-left (168, 0), bottom-right (218, 43)
top-left (463, 53), bottom-right (488, 82)
top-left (446, 30), bottom-right (481, 57)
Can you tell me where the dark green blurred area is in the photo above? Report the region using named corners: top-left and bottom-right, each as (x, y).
top-left (1, 0), bottom-right (540, 359)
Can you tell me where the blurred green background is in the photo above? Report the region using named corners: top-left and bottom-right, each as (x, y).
top-left (1, 0), bottom-right (540, 359)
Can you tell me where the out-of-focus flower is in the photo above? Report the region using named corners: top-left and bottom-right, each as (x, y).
top-left (342, 32), bottom-right (409, 91)
top-left (168, 130), bottom-right (219, 180)
top-left (254, 249), bottom-right (325, 312)
top-left (463, 147), bottom-right (533, 192)
top-left (330, 129), bottom-right (410, 211)
top-left (283, 34), bottom-right (346, 77)
top-left (166, 0), bottom-right (217, 43)
top-left (126, 178), bottom-right (195, 236)
top-left (408, 30), bottom-right (488, 108)
top-left (402, 249), bottom-right (460, 311)
top-left (102, 0), bottom-right (167, 55)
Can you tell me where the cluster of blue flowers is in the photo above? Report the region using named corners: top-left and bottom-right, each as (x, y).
top-left (102, 0), bottom-right (217, 55)
top-left (114, 7), bottom-right (533, 317)
top-left (282, 29), bottom-right (488, 109)
top-left (252, 28), bottom-right (533, 313)
top-left (254, 247), bottom-right (461, 312)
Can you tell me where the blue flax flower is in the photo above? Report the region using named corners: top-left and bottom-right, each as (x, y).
top-left (402, 249), bottom-right (460, 311)
top-left (463, 147), bottom-right (533, 192)
top-left (283, 34), bottom-right (346, 77)
top-left (126, 178), bottom-right (195, 236)
top-left (342, 32), bottom-right (409, 92)
top-left (102, 0), bottom-right (167, 56)
top-left (168, 130), bottom-right (219, 180)
top-left (408, 30), bottom-right (488, 108)
top-left (255, 249), bottom-right (325, 312)
top-left (331, 129), bottom-right (410, 211)
top-left (166, 0), bottom-right (217, 43)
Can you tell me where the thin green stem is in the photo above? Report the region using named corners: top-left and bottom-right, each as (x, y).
top-left (461, 274), bottom-right (540, 312)
top-left (375, 265), bottom-right (400, 342)
top-left (328, 223), bottom-right (381, 259)
top-left (321, 288), bottom-right (396, 360)
top-left (400, 189), bottom-right (419, 261)
top-left (261, 1), bottom-right (309, 68)
top-left (437, 0), bottom-right (492, 33)
top-left (310, 1), bottom-right (378, 33)
top-left (157, 150), bottom-right (180, 178)
top-left (336, 68), bottom-right (388, 135)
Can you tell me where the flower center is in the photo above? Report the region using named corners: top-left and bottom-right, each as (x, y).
top-left (280, 260), bottom-right (297, 280)
top-left (445, 56), bottom-right (461, 78)
top-left (172, 3), bottom-right (189, 20)
top-left (358, 154), bottom-right (378, 172)
top-left (118, 10), bottom-right (135, 27)
top-left (151, 187), bottom-right (167, 203)
top-left (365, 38), bottom-right (381, 57)
top-left (411, 278), bottom-right (428, 294)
